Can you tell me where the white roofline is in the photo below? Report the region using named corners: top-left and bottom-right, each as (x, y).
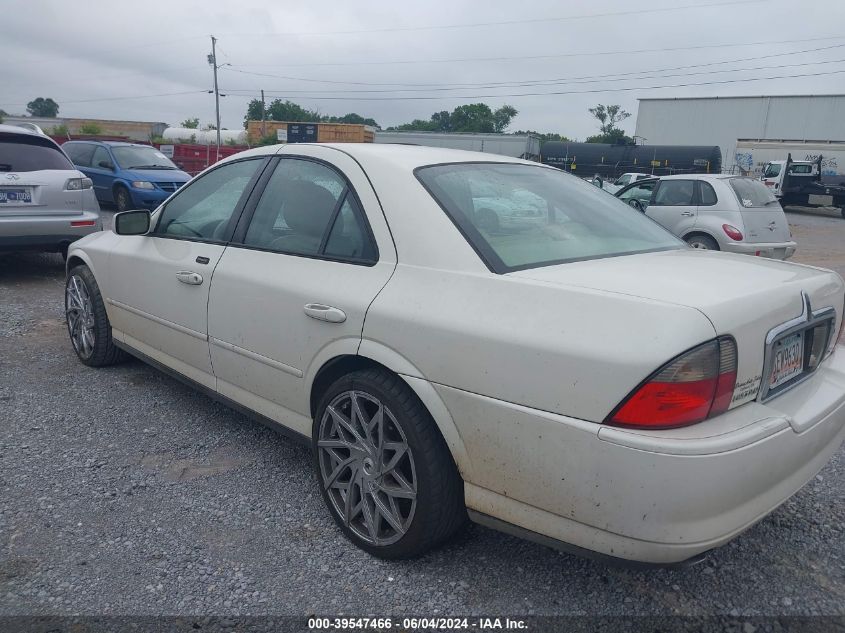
top-left (638, 94), bottom-right (845, 101)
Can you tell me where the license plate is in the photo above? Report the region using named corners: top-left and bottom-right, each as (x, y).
top-left (0, 188), bottom-right (32, 203)
top-left (769, 332), bottom-right (804, 389)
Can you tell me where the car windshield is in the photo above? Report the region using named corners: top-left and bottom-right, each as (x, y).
top-left (0, 136), bottom-right (73, 172)
top-left (112, 146), bottom-right (177, 170)
top-left (729, 177), bottom-right (779, 208)
top-left (763, 163), bottom-right (781, 178)
top-left (416, 163), bottom-right (683, 273)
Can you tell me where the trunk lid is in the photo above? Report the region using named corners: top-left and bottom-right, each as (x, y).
top-left (739, 206), bottom-right (791, 243)
top-left (0, 170), bottom-right (85, 217)
top-left (510, 249), bottom-right (844, 411)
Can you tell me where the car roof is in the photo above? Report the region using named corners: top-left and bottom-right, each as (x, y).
top-left (659, 173), bottom-right (739, 180)
top-left (0, 123), bottom-right (41, 136)
top-left (218, 142), bottom-right (542, 172)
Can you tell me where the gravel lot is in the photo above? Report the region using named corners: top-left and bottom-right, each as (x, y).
top-left (1, 209), bottom-right (844, 619)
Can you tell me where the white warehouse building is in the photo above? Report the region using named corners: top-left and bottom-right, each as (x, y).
top-left (634, 94), bottom-right (845, 173)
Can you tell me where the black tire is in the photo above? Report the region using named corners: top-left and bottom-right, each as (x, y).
top-left (59, 243), bottom-right (69, 261)
top-left (114, 186), bottom-right (132, 212)
top-left (65, 264), bottom-right (127, 367)
top-left (313, 368), bottom-right (467, 559)
top-left (685, 233), bottom-right (719, 251)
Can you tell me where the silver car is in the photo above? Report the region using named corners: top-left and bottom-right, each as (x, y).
top-left (0, 124), bottom-right (101, 258)
top-left (616, 174), bottom-right (797, 260)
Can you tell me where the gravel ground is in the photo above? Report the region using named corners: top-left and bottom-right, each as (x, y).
top-left (1, 209), bottom-right (844, 619)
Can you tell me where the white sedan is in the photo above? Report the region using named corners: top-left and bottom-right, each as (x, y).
top-left (64, 144), bottom-right (845, 565)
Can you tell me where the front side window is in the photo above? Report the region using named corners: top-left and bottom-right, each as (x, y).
top-left (729, 177), bottom-right (778, 208)
top-left (618, 181), bottom-right (655, 202)
top-left (155, 159), bottom-right (262, 240)
top-left (91, 146), bottom-right (111, 169)
top-left (416, 163), bottom-right (682, 273)
top-left (64, 143), bottom-right (95, 167)
top-left (0, 135), bottom-right (73, 172)
top-left (652, 180), bottom-right (695, 206)
top-left (763, 163), bottom-right (781, 178)
top-left (240, 158), bottom-right (375, 262)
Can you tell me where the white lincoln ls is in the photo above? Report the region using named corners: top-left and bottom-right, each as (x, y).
top-left (64, 144), bottom-right (845, 564)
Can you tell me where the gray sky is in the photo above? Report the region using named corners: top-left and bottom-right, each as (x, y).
top-left (3, 0), bottom-right (844, 140)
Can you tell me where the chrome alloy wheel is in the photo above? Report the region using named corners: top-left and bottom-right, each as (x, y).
top-left (66, 275), bottom-right (96, 359)
top-left (317, 390), bottom-right (418, 546)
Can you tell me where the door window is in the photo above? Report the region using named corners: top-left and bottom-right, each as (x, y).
top-left (652, 180), bottom-right (695, 206)
top-left (240, 158), bottom-right (376, 262)
top-left (91, 146), bottom-right (112, 170)
top-left (64, 143), bottom-right (95, 167)
top-left (699, 181), bottom-right (718, 206)
top-left (154, 158), bottom-right (262, 241)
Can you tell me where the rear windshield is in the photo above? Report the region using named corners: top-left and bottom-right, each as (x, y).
top-left (416, 162), bottom-right (683, 273)
top-left (729, 177), bottom-right (778, 208)
top-left (0, 135), bottom-right (74, 172)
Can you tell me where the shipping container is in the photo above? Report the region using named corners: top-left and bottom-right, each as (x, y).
top-left (246, 120), bottom-right (375, 144)
top-left (735, 139), bottom-right (845, 185)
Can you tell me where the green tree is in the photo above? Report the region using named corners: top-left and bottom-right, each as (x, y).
top-left (492, 105), bottom-right (518, 133)
top-left (326, 112), bottom-right (380, 127)
top-left (243, 98), bottom-right (265, 128)
top-left (586, 104), bottom-right (632, 144)
top-left (26, 97), bottom-right (59, 117)
top-left (389, 103), bottom-right (518, 133)
top-left (267, 99), bottom-right (321, 123)
top-left (181, 117), bottom-right (200, 129)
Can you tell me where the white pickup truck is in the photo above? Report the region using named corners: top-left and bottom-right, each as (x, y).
top-left (761, 154), bottom-right (845, 219)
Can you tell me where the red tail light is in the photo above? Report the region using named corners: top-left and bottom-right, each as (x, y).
top-left (722, 224), bottom-right (743, 241)
top-left (607, 337), bottom-right (738, 429)
top-left (71, 220), bottom-right (97, 227)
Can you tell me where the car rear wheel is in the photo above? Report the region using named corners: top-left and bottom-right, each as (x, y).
top-left (115, 186), bottom-right (132, 212)
top-left (313, 368), bottom-right (466, 559)
top-left (686, 234), bottom-right (719, 250)
top-left (65, 265), bottom-right (127, 367)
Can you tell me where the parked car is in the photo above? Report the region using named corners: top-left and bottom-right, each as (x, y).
top-left (470, 181), bottom-right (547, 232)
top-left (62, 141), bottom-right (191, 212)
top-left (0, 124), bottom-right (101, 258)
top-left (587, 172), bottom-right (654, 194)
top-left (615, 174), bottom-right (797, 259)
top-left (65, 144), bottom-right (845, 565)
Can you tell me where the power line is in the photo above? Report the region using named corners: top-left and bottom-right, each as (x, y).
top-left (216, 0), bottom-right (765, 37)
top-left (223, 35), bottom-right (845, 69)
top-left (0, 90), bottom-right (209, 108)
top-left (221, 69), bottom-right (845, 101)
top-left (220, 42), bottom-right (845, 90)
top-left (222, 58), bottom-right (845, 95)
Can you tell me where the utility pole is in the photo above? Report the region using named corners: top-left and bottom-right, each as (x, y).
top-left (209, 35), bottom-right (222, 162)
top-left (261, 89), bottom-right (266, 138)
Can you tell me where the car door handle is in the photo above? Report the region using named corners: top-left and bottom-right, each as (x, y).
top-left (680, 211), bottom-right (695, 217)
top-left (304, 303), bottom-right (347, 324)
top-left (175, 271), bottom-right (204, 285)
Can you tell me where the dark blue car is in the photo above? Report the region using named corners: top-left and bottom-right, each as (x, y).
top-left (63, 141), bottom-right (191, 212)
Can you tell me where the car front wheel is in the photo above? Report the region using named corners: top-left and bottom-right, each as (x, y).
top-left (313, 368), bottom-right (466, 559)
top-left (65, 265), bottom-right (126, 367)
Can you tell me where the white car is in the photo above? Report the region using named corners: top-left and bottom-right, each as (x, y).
top-left (64, 144), bottom-right (845, 565)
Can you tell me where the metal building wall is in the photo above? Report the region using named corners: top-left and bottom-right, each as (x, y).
top-left (634, 95), bottom-right (845, 172)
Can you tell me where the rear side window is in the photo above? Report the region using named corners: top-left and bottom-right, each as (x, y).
top-left (699, 181), bottom-right (718, 206)
top-left (64, 143), bottom-right (95, 167)
top-left (240, 158), bottom-right (376, 263)
top-left (729, 177), bottom-right (778, 208)
top-left (0, 135), bottom-right (74, 172)
top-left (652, 180), bottom-right (695, 206)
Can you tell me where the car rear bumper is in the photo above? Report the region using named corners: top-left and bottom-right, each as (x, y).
top-left (437, 345), bottom-right (845, 564)
top-left (0, 211), bottom-right (102, 252)
top-left (723, 240), bottom-right (797, 260)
